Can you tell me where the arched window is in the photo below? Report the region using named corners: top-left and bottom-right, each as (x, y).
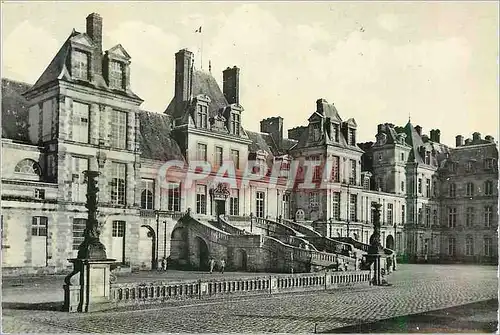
top-left (14, 159), bottom-right (41, 176)
top-left (484, 180), bottom-right (494, 196)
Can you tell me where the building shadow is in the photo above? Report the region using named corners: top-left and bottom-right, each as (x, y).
top-left (2, 301), bottom-right (64, 312)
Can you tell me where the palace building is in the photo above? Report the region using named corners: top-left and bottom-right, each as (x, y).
top-left (1, 13), bottom-right (497, 275)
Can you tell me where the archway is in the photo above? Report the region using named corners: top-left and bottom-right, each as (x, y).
top-left (234, 249), bottom-right (248, 271)
top-left (386, 235), bottom-right (395, 250)
top-left (139, 225), bottom-right (156, 270)
top-left (195, 237), bottom-right (209, 271)
top-left (170, 226), bottom-right (188, 268)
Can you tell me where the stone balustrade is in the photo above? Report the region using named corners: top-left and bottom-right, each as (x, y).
top-left (109, 270), bottom-right (371, 306)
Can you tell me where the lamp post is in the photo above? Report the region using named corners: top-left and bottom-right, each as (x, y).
top-left (346, 183), bottom-right (350, 238)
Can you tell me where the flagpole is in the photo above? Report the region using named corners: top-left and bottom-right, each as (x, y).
top-left (200, 28), bottom-right (204, 70)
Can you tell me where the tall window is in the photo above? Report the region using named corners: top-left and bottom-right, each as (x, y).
top-left (349, 159), bottom-right (356, 185)
top-left (466, 207), bottom-right (474, 227)
top-left (282, 193), bottom-right (290, 219)
top-left (484, 158), bottom-right (494, 170)
top-left (310, 192), bottom-right (319, 207)
top-left (72, 218), bottom-right (87, 250)
top-left (331, 156), bottom-right (340, 182)
top-left (231, 112), bottom-right (240, 135)
top-left (401, 205), bottom-right (405, 224)
top-left (484, 206), bottom-right (493, 227)
top-left (418, 178), bottom-right (422, 194)
top-left (196, 105), bottom-right (208, 129)
top-left (425, 179), bottom-right (430, 198)
top-left (433, 180), bottom-right (437, 197)
top-left (140, 179), bottom-right (154, 210)
top-left (71, 157), bottom-right (89, 202)
top-left (110, 162), bottom-right (126, 205)
top-left (448, 207), bottom-right (457, 228)
top-left (387, 203), bottom-right (393, 225)
top-left (311, 123), bottom-right (321, 141)
top-left (231, 149), bottom-right (240, 169)
top-left (465, 236), bottom-right (474, 256)
top-left (196, 143), bottom-right (207, 161)
top-left (112, 221), bottom-right (125, 237)
top-left (401, 153), bottom-right (405, 161)
top-left (230, 189), bottom-right (239, 216)
top-left (215, 146), bottom-right (223, 167)
top-left (448, 183), bottom-right (456, 197)
top-left (425, 151), bottom-right (430, 164)
top-left (72, 50), bottom-right (89, 80)
top-left (256, 191), bottom-right (265, 218)
top-left (310, 156), bottom-right (321, 180)
top-left (484, 180), bottom-right (493, 195)
top-left (333, 124), bottom-right (339, 142)
top-left (484, 237), bottom-right (492, 256)
top-left (72, 102), bottom-right (89, 143)
top-left (332, 192), bottom-right (340, 220)
top-left (448, 237), bottom-right (456, 256)
top-left (425, 206), bottom-right (431, 227)
top-left (168, 183), bottom-right (181, 212)
top-left (196, 185), bottom-right (207, 214)
top-left (466, 161), bottom-right (474, 172)
top-left (348, 128), bottom-right (356, 145)
top-left (32, 216), bottom-right (48, 236)
top-left (432, 209), bottom-right (437, 226)
top-left (466, 182), bottom-right (474, 197)
top-left (401, 181), bottom-right (405, 192)
top-left (111, 110), bottom-right (127, 149)
top-left (349, 194), bottom-right (357, 221)
top-left (109, 60), bottom-right (124, 89)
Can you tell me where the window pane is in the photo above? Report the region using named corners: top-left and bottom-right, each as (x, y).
top-left (111, 110), bottom-right (127, 149)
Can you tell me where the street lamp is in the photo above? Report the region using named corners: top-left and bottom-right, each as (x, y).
top-left (346, 183), bottom-right (350, 238)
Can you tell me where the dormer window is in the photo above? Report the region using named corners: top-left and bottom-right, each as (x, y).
top-left (196, 104), bottom-right (208, 129)
top-left (448, 162), bottom-right (457, 173)
top-left (348, 128), bottom-right (356, 145)
top-left (425, 151), bottom-right (430, 164)
top-left (484, 158), bottom-right (494, 170)
top-left (466, 161), bottom-right (474, 172)
top-left (311, 123), bottom-right (321, 141)
top-left (109, 60), bottom-right (125, 89)
top-left (333, 123), bottom-right (339, 142)
top-left (231, 112), bottom-right (240, 135)
top-left (72, 50), bottom-right (89, 80)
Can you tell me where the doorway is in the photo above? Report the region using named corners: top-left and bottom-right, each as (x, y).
top-left (196, 237), bottom-right (209, 270)
top-left (215, 200), bottom-right (226, 216)
top-left (386, 235), bottom-right (395, 250)
top-left (235, 249), bottom-right (248, 271)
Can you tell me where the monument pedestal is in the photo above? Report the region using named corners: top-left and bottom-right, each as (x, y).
top-left (63, 258), bottom-right (115, 312)
top-left (365, 254), bottom-right (382, 286)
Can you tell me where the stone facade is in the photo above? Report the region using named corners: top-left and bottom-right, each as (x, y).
top-left (1, 12), bottom-right (498, 275)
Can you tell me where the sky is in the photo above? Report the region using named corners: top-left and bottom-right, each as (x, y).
top-left (2, 1), bottom-right (498, 147)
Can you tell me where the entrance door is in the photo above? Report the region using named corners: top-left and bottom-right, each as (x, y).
top-left (196, 237), bottom-right (209, 270)
top-left (31, 217), bottom-right (48, 267)
top-left (111, 221), bottom-right (126, 263)
top-left (216, 200), bottom-right (226, 216)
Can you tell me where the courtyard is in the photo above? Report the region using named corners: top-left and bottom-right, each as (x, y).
top-left (1, 264), bottom-right (498, 333)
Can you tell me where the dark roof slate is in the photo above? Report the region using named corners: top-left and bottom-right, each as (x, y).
top-left (137, 111), bottom-right (185, 161)
top-left (2, 78), bottom-right (32, 142)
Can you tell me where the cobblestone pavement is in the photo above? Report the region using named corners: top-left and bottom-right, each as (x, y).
top-left (2, 264), bottom-right (497, 334)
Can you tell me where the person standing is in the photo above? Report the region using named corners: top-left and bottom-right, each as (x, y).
top-left (219, 259), bottom-right (226, 274)
top-left (209, 258), bottom-right (215, 274)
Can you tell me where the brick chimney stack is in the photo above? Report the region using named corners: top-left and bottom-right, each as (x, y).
top-left (260, 117), bottom-right (283, 149)
top-left (414, 125), bottom-right (422, 136)
top-left (175, 49), bottom-right (194, 106)
top-left (223, 66), bottom-right (240, 104)
top-left (86, 13), bottom-right (103, 75)
top-left (456, 135), bottom-right (464, 147)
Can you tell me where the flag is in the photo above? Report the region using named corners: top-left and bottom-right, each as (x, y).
top-left (195, 26), bottom-right (202, 33)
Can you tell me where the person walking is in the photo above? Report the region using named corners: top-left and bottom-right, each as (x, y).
top-left (209, 258), bottom-right (215, 274)
top-left (161, 257), bottom-right (167, 271)
top-left (219, 259), bottom-right (226, 274)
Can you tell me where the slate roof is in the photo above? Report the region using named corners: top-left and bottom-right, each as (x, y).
top-left (1, 78), bottom-right (31, 142)
top-left (165, 70), bottom-right (229, 120)
top-left (136, 111), bottom-right (185, 161)
top-left (403, 121), bottom-right (425, 163)
top-left (246, 131), bottom-right (274, 156)
top-left (25, 30), bottom-right (142, 102)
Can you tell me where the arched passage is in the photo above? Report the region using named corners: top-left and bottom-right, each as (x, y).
top-left (386, 234), bottom-right (395, 250)
top-left (195, 237), bottom-right (209, 271)
top-left (234, 249), bottom-right (248, 271)
top-left (139, 225), bottom-right (156, 270)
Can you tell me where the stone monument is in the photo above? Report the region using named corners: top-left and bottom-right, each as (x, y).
top-left (63, 170), bottom-right (116, 312)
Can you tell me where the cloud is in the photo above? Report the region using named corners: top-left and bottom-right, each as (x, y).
top-left (2, 20), bottom-right (60, 83)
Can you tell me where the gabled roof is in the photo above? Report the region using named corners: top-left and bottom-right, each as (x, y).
top-left (137, 111), bottom-right (184, 161)
top-left (27, 31), bottom-right (77, 93)
top-left (403, 121), bottom-right (425, 163)
top-left (106, 44), bottom-right (131, 59)
top-left (316, 99), bottom-right (342, 122)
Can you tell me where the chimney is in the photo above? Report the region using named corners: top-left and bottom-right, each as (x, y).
top-left (465, 138), bottom-right (472, 145)
top-left (86, 13), bottom-right (103, 75)
top-left (430, 129), bottom-right (441, 143)
top-left (472, 132), bottom-right (481, 143)
top-left (175, 49), bottom-right (194, 106)
top-left (377, 124), bottom-right (384, 134)
top-left (260, 117), bottom-right (283, 149)
top-left (414, 125), bottom-right (422, 136)
top-left (223, 66), bottom-right (240, 104)
top-left (455, 135), bottom-right (464, 147)
top-left (485, 135), bottom-right (494, 143)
